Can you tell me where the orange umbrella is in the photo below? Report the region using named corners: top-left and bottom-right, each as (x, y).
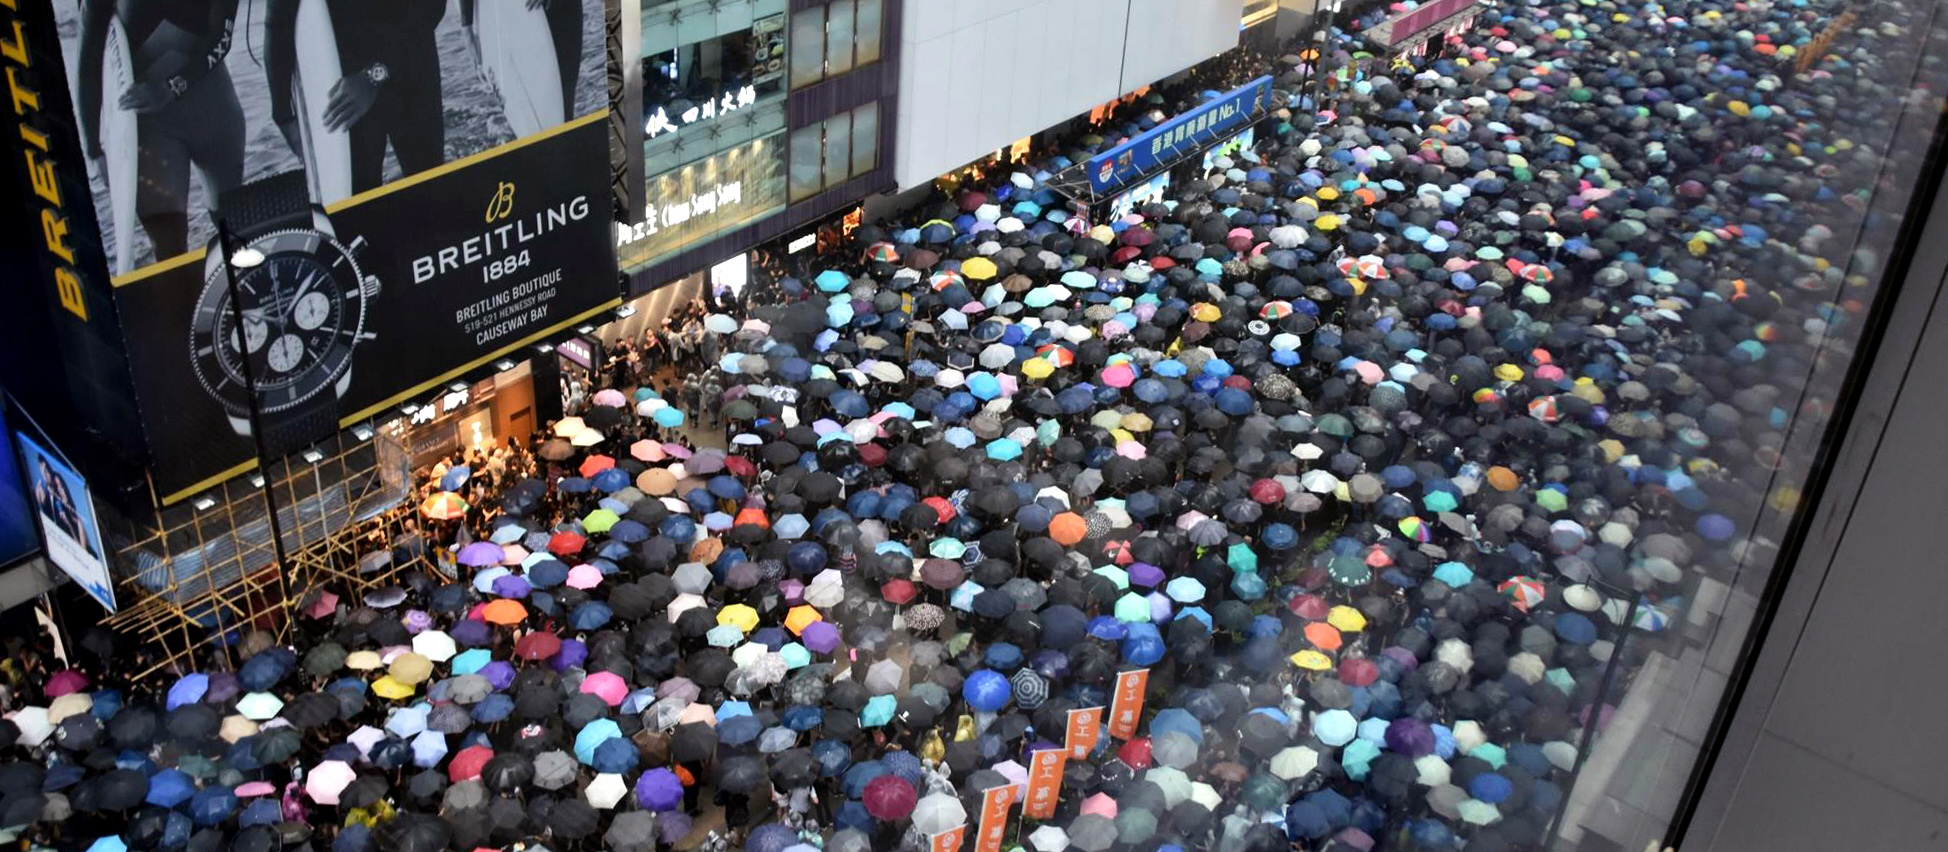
top-left (734, 507), bottom-right (770, 528)
top-left (1049, 512), bottom-right (1088, 546)
top-left (579, 455), bottom-right (616, 477)
top-left (785, 605), bottom-right (823, 635)
top-left (690, 538), bottom-right (724, 563)
top-left (481, 599), bottom-right (527, 625)
top-left (1303, 622), bottom-right (1343, 653)
top-left (420, 492), bottom-right (468, 520)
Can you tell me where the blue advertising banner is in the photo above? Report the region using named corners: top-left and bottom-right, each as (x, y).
top-left (1087, 76), bottom-right (1274, 194)
top-left (0, 406), bottom-right (37, 569)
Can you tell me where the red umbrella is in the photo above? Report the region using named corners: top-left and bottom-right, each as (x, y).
top-left (1117, 737), bottom-right (1153, 770)
top-left (514, 632), bottom-right (563, 661)
top-left (1288, 594), bottom-right (1330, 621)
top-left (881, 579), bottom-right (918, 605)
top-left (922, 496), bottom-right (957, 523)
top-left (862, 775), bottom-right (917, 821)
top-left (448, 745), bottom-right (494, 782)
top-left (579, 455), bottom-right (616, 478)
top-left (1338, 658), bottom-right (1380, 687)
top-left (547, 531), bottom-right (586, 556)
top-left (1250, 478), bottom-right (1287, 504)
top-left (723, 456), bottom-right (756, 477)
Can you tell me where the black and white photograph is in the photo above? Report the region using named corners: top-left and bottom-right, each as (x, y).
top-left (56, 0), bottom-right (609, 276)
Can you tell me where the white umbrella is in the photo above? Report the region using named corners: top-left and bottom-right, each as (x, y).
top-left (552, 417), bottom-right (586, 438)
top-left (1145, 766), bottom-right (1191, 808)
top-left (412, 630), bottom-right (456, 663)
top-left (1414, 754), bottom-right (1451, 787)
top-left (586, 773), bottom-right (628, 809)
top-left (1269, 745), bottom-right (1318, 780)
top-left (912, 792), bottom-right (967, 835)
top-left (1027, 825), bottom-right (1069, 852)
top-left (305, 760), bottom-right (357, 805)
top-left (571, 429), bottom-right (604, 447)
top-left (704, 314), bottom-right (737, 334)
top-left (11, 707), bottom-right (52, 748)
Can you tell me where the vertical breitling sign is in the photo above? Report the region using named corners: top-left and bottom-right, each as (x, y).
top-left (3, 0), bottom-right (89, 321)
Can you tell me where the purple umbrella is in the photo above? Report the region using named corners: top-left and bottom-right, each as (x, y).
top-left (801, 621), bottom-right (842, 654)
top-left (1384, 718), bottom-right (1436, 758)
top-left (634, 767), bottom-right (684, 811)
top-left (458, 542), bottom-right (504, 567)
top-left (480, 661), bottom-right (517, 690)
top-left (491, 574), bottom-right (532, 599)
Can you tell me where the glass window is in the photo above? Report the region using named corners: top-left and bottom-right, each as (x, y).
top-left (788, 125), bottom-right (823, 203)
top-left (825, 0), bottom-right (856, 78)
top-left (854, 0), bottom-right (882, 66)
top-left (822, 111), bottom-right (852, 189)
top-left (849, 102), bottom-right (878, 178)
top-left (789, 8), bottom-right (826, 89)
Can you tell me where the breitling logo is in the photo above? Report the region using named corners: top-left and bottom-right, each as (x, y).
top-left (485, 182), bottom-right (518, 223)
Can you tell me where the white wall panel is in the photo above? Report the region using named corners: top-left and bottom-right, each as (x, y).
top-left (893, 0), bottom-right (1243, 189)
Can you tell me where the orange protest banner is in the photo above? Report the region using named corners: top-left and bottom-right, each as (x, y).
top-left (1066, 706), bottom-right (1104, 759)
top-left (975, 783), bottom-right (1017, 852)
top-left (1024, 748), bottom-right (1068, 819)
top-left (1108, 668), bottom-right (1150, 739)
top-left (930, 825), bottom-right (967, 852)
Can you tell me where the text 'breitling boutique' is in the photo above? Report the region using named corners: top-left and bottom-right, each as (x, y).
top-left (3, 0), bottom-right (624, 511)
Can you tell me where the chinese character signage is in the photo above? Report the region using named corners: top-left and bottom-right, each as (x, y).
top-left (645, 85), bottom-right (759, 138)
top-left (617, 134), bottom-right (786, 273)
top-left (1109, 668), bottom-right (1150, 740)
top-left (929, 826), bottom-right (966, 852)
top-left (975, 784), bottom-right (1017, 852)
top-left (1067, 707), bottom-right (1104, 759)
top-left (1024, 748), bottom-right (1067, 820)
top-left (1086, 76), bottom-right (1273, 194)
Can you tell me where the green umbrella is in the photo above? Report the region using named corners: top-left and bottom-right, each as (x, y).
top-left (1423, 491), bottom-right (1459, 513)
top-left (1095, 566), bottom-right (1130, 589)
top-left (1226, 542), bottom-right (1258, 574)
top-left (1036, 420), bottom-right (1062, 446)
top-left (303, 642), bottom-right (348, 677)
top-left (583, 509), bottom-right (620, 533)
top-left (1114, 592), bottom-right (1150, 623)
top-left (1470, 742), bottom-right (1508, 770)
top-left (929, 538), bottom-right (966, 559)
top-left (1328, 556), bottom-right (1371, 586)
top-left (1457, 799), bottom-right (1501, 826)
top-left (859, 694), bottom-right (896, 727)
top-left (1535, 489), bottom-right (1569, 513)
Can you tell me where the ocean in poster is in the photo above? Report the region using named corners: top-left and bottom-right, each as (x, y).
top-left (53, 0), bottom-right (609, 275)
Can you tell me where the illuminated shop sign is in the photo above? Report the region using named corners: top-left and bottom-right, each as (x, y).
top-left (645, 85), bottom-right (759, 138)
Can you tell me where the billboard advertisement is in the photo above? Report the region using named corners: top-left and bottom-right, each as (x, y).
top-left (0, 406), bottom-right (41, 569)
top-left (41, 0), bottom-right (623, 502)
top-left (14, 433), bottom-right (115, 612)
top-left (1087, 76), bottom-right (1272, 194)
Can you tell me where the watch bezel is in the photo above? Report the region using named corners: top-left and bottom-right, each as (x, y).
top-left (191, 229), bottom-right (372, 415)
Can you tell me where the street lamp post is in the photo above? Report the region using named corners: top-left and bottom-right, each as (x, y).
top-left (214, 221), bottom-right (295, 580)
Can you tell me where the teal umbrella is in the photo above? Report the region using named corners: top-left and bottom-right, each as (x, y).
top-left (1114, 592), bottom-right (1150, 622)
top-left (859, 694), bottom-right (896, 727)
top-left (1226, 542), bottom-right (1258, 573)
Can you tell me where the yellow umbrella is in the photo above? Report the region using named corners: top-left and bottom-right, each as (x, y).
top-left (1190, 303), bottom-right (1222, 322)
top-left (1289, 650), bottom-right (1334, 672)
top-left (371, 676), bottom-right (415, 700)
top-left (1019, 358), bottom-right (1054, 380)
top-left (1326, 606), bottom-right (1368, 633)
top-left (961, 257), bottom-right (998, 280)
top-left (220, 715), bottom-right (260, 743)
top-left (345, 650), bottom-right (383, 671)
top-left (717, 604), bottom-right (759, 634)
top-left (584, 508), bottom-right (620, 534)
top-left (388, 652), bottom-right (433, 685)
top-left (785, 605), bottom-right (823, 635)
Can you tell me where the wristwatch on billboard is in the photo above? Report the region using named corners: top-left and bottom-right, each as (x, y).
top-left (191, 170), bottom-right (380, 452)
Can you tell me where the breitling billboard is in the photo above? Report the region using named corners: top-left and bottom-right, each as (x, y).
top-left (8, 0), bottom-right (622, 503)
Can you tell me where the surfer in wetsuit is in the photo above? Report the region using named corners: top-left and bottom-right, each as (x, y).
top-left (76, 0), bottom-right (246, 261)
top-left (460, 0), bottom-right (586, 123)
top-left (265, 0), bottom-right (446, 193)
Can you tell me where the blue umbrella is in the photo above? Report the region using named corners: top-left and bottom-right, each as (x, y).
top-left (410, 730), bottom-right (447, 768)
top-left (592, 736), bottom-right (639, 773)
top-left (574, 719), bottom-right (623, 765)
top-left (558, 477), bottom-right (593, 494)
top-left (570, 601), bottom-right (613, 631)
top-left (593, 468), bottom-right (631, 493)
top-left (188, 787), bottom-right (236, 826)
top-left (145, 769), bottom-right (195, 808)
top-left (707, 476), bottom-right (747, 500)
top-left (440, 466), bottom-right (471, 492)
top-left (608, 520), bottom-right (650, 543)
top-left (470, 694), bottom-right (513, 723)
top-left (166, 674), bottom-right (208, 710)
top-left (961, 669), bottom-right (1011, 712)
top-left (654, 407), bottom-right (686, 427)
top-left (815, 270), bottom-right (851, 292)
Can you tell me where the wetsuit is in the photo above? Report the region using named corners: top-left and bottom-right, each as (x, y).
top-left (77, 0), bottom-right (245, 261)
top-left (459, 0), bottom-right (587, 121)
top-left (266, 0), bottom-right (446, 193)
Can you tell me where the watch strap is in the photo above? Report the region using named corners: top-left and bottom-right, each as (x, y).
top-left (218, 170), bottom-right (313, 236)
top-left (258, 400), bottom-right (342, 457)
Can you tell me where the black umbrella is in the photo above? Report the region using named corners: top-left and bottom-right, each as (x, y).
top-left (377, 813), bottom-right (452, 852)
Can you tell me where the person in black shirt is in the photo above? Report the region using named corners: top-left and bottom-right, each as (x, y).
top-left (266, 0), bottom-right (446, 192)
top-left (77, 0), bottom-right (246, 259)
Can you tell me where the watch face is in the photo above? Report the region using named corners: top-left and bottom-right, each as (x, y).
top-left (192, 230), bottom-right (370, 414)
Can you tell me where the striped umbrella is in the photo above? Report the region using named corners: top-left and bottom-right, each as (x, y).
top-left (1010, 668), bottom-right (1049, 709)
top-left (1497, 576), bottom-right (1548, 612)
top-left (864, 242), bottom-right (900, 263)
top-left (1260, 300), bottom-right (1294, 320)
top-left (420, 491), bottom-right (469, 520)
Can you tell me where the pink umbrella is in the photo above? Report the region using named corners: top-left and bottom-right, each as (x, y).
top-left (1101, 363), bottom-right (1136, 388)
top-left (303, 591), bottom-right (341, 620)
top-left (566, 564), bottom-right (604, 590)
top-left (305, 760), bottom-right (357, 805)
top-left (1080, 792), bottom-right (1118, 818)
top-left (581, 671), bottom-right (628, 706)
top-left (235, 781), bottom-right (277, 798)
top-left (630, 440), bottom-right (665, 462)
top-left (662, 443), bottom-right (693, 460)
top-left (592, 389), bottom-right (628, 408)
top-left (43, 670), bottom-right (88, 698)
